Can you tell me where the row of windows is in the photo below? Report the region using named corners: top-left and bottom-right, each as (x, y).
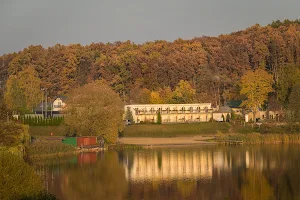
top-left (136, 115), bottom-right (210, 123)
top-left (131, 107), bottom-right (210, 112)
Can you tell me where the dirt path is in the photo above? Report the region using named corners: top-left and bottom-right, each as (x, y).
top-left (117, 136), bottom-right (216, 146)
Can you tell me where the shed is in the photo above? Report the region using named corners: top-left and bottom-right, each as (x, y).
top-left (77, 136), bottom-right (98, 147)
top-left (62, 137), bottom-right (77, 146)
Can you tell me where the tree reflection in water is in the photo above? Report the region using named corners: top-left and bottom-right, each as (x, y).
top-left (41, 151), bottom-right (128, 200)
top-left (38, 145), bottom-right (300, 200)
top-left (241, 170), bottom-right (274, 200)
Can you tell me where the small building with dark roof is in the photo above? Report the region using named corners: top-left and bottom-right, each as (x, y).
top-left (228, 100), bottom-right (243, 116)
top-left (33, 96), bottom-right (67, 117)
top-left (213, 106), bottom-right (232, 122)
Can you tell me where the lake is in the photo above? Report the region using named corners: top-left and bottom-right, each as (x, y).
top-left (36, 145), bottom-right (300, 200)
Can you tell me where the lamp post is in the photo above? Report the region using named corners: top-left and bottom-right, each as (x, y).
top-left (45, 89), bottom-right (47, 118)
top-left (41, 88), bottom-right (44, 118)
top-left (41, 88), bottom-right (47, 118)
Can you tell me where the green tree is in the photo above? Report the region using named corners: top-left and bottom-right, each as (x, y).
top-left (125, 107), bottom-right (134, 124)
top-left (240, 69), bottom-right (273, 122)
top-left (157, 111), bottom-right (162, 124)
top-left (65, 80), bottom-right (124, 143)
top-left (4, 75), bottom-right (26, 112)
top-left (288, 83), bottom-right (300, 121)
top-left (277, 64), bottom-right (300, 107)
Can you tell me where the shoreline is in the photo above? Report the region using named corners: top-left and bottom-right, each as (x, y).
top-left (117, 136), bottom-right (217, 146)
top-left (29, 147), bottom-right (107, 160)
top-left (118, 134), bottom-right (300, 146)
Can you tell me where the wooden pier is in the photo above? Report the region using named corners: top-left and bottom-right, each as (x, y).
top-left (218, 140), bottom-right (243, 145)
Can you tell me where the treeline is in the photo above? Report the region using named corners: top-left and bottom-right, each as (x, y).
top-left (1, 20), bottom-right (300, 107)
top-left (20, 116), bottom-right (64, 126)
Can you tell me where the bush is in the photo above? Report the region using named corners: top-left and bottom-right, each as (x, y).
top-left (226, 114), bottom-right (230, 122)
top-left (20, 116), bottom-right (64, 126)
top-left (0, 151), bottom-right (56, 200)
top-left (0, 122), bottom-right (30, 147)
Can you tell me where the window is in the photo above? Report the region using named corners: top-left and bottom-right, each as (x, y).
top-left (150, 108), bottom-right (154, 114)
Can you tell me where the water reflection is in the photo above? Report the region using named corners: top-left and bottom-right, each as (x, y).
top-left (36, 152), bottom-right (127, 200)
top-left (123, 150), bottom-right (214, 181)
top-left (37, 145), bottom-right (300, 200)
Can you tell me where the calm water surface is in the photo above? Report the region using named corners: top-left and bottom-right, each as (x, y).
top-left (36, 145), bottom-right (300, 200)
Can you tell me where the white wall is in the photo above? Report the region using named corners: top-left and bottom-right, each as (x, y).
top-left (52, 98), bottom-right (66, 111)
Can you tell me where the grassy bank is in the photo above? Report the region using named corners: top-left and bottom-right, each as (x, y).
top-left (30, 126), bottom-right (67, 137)
top-left (123, 123), bottom-right (230, 137)
top-left (218, 133), bottom-right (300, 144)
top-left (28, 140), bottom-right (77, 159)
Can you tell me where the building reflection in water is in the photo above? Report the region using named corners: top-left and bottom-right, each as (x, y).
top-left (122, 147), bottom-right (283, 182)
top-left (35, 145), bottom-right (300, 200)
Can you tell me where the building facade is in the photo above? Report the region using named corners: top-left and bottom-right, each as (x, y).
top-left (52, 96), bottom-right (66, 112)
top-left (125, 103), bottom-right (213, 124)
top-left (33, 96), bottom-right (66, 117)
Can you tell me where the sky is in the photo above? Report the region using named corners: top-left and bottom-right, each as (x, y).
top-left (1, 0), bottom-right (300, 55)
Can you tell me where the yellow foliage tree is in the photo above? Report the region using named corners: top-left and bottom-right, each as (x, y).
top-left (18, 66), bottom-right (43, 112)
top-left (159, 87), bottom-right (173, 104)
top-left (240, 68), bottom-right (273, 122)
top-left (4, 66), bottom-right (42, 112)
top-left (65, 80), bottom-right (123, 143)
top-left (173, 80), bottom-right (196, 103)
top-left (150, 91), bottom-right (163, 104)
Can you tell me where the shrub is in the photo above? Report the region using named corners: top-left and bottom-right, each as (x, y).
top-left (20, 116), bottom-right (64, 126)
top-left (157, 111), bottom-right (162, 124)
top-left (0, 151), bottom-right (56, 200)
top-left (0, 122), bottom-right (30, 147)
top-left (226, 114), bottom-right (230, 122)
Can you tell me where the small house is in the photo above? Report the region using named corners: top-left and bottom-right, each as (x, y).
top-left (227, 100), bottom-right (243, 116)
top-left (33, 96), bottom-right (67, 117)
top-left (52, 96), bottom-right (67, 112)
top-left (213, 106), bottom-right (231, 122)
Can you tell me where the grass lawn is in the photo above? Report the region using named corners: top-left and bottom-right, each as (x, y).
top-left (123, 122), bottom-right (231, 137)
top-left (30, 126), bottom-right (67, 137)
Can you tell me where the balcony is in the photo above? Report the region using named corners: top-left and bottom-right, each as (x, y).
top-left (134, 109), bottom-right (212, 115)
top-left (53, 105), bottom-right (63, 108)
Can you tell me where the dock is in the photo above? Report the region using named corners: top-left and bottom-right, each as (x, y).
top-left (218, 140), bottom-right (243, 145)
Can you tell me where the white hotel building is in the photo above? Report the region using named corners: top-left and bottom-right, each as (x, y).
top-left (125, 103), bottom-right (214, 124)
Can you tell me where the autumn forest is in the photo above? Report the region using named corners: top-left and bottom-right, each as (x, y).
top-left (1, 20), bottom-right (300, 113)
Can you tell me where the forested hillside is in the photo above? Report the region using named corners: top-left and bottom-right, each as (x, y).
top-left (1, 20), bottom-right (300, 108)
